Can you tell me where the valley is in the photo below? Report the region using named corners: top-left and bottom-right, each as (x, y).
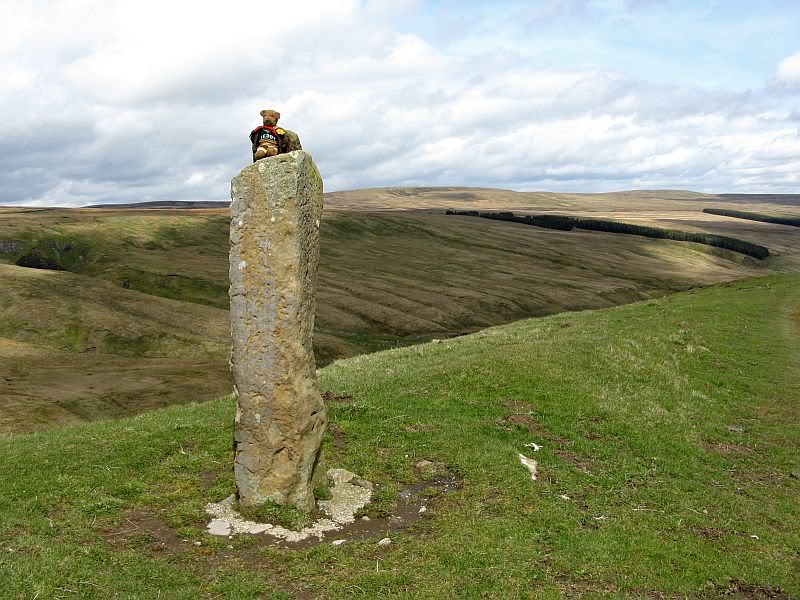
top-left (1, 188), bottom-right (797, 434)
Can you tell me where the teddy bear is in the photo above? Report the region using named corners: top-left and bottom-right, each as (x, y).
top-left (249, 110), bottom-right (302, 162)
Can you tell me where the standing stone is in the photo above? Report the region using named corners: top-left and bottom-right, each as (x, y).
top-left (229, 150), bottom-right (326, 512)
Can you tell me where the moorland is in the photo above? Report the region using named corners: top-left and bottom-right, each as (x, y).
top-left (1, 188), bottom-right (798, 434)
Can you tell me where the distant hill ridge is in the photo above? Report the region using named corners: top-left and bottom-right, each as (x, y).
top-left (80, 188), bottom-right (800, 210)
top-left (718, 193), bottom-right (800, 206)
top-left (84, 200), bottom-right (230, 209)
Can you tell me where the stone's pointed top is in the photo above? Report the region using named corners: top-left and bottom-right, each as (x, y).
top-left (234, 151), bottom-right (320, 198)
top-left (252, 149), bottom-right (310, 165)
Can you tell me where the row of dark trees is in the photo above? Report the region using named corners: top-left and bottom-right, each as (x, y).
top-left (703, 208), bottom-right (800, 228)
top-left (445, 210), bottom-right (770, 259)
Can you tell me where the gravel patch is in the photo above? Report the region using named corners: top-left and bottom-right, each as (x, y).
top-left (205, 468), bottom-right (373, 543)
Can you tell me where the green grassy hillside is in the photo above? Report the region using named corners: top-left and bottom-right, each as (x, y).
top-left (1, 275), bottom-right (797, 598)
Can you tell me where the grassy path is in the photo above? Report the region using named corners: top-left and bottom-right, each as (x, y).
top-left (0, 276), bottom-right (798, 598)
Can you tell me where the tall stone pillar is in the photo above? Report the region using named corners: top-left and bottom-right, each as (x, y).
top-left (229, 151), bottom-right (326, 512)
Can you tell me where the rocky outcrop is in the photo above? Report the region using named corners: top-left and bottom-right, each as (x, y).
top-left (0, 240), bottom-right (24, 254)
top-left (229, 150), bottom-right (326, 512)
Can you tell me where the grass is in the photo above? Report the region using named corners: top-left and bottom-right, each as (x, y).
top-left (0, 274), bottom-right (798, 598)
top-left (236, 501), bottom-right (315, 531)
top-left (313, 485), bottom-right (333, 502)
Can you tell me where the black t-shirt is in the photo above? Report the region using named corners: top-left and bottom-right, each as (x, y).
top-left (258, 130), bottom-right (277, 144)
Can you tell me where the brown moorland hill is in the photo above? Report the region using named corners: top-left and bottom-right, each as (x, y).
top-left (1, 187), bottom-right (797, 434)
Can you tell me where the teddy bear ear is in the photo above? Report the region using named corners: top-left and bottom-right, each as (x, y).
top-left (260, 110), bottom-right (267, 116)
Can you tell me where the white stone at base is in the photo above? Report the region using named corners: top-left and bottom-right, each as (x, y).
top-left (205, 469), bottom-right (372, 543)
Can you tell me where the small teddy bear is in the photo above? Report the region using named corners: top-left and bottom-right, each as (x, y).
top-left (249, 110), bottom-right (302, 162)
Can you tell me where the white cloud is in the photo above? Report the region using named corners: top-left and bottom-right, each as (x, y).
top-left (776, 50), bottom-right (800, 90)
top-left (0, 1), bottom-right (798, 206)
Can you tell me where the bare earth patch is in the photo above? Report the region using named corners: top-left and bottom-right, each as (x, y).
top-left (701, 579), bottom-right (797, 599)
top-left (103, 511), bottom-right (184, 556)
top-left (702, 441), bottom-right (756, 456)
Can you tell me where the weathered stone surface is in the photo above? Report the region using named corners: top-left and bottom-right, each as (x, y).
top-left (229, 150), bottom-right (326, 512)
top-left (207, 518), bottom-right (232, 537)
top-left (282, 129), bottom-right (303, 153)
top-left (327, 468), bottom-right (373, 490)
top-left (0, 240), bottom-right (23, 254)
top-left (318, 469), bottom-right (373, 524)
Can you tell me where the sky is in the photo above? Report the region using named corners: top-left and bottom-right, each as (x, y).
top-left (1, 0), bottom-right (799, 206)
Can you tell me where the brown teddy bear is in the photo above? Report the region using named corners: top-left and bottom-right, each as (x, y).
top-left (249, 110), bottom-right (302, 162)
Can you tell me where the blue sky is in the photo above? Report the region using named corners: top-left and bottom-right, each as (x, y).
top-left (0, 0), bottom-right (798, 206)
top-left (410, 0), bottom-right (800, 88)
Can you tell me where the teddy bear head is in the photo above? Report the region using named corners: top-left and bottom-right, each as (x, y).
top-left (260, 110), bottom-right (281, 126)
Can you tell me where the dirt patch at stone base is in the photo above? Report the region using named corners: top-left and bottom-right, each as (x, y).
top-left (99, 473), bottom-right (459, 567)
top-left (321, 391), bottom-right (354, 404)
